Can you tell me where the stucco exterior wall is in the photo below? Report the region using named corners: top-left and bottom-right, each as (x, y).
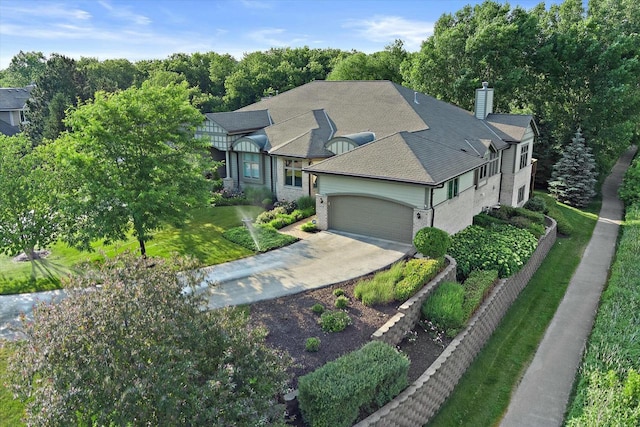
top-left (473, 174), bottom-right (501, 214)
top-left (318, 175), bottom-right (428, 208)
top-left (432, 186), bottom-right (475, 234)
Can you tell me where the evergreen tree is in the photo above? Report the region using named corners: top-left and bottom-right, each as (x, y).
top-left (549, 128), bottom-right (597, 207)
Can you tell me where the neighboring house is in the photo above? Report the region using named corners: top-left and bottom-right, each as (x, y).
top-left (196, 80), bottom-right (537, 242)
top-left (0, 85), bottom-right (33, 136)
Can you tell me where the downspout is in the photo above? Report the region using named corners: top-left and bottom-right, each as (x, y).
top-left (430, 189), bottom-right (436, 227)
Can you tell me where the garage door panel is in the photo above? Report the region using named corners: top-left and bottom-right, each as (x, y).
top-left (329, 196), bottom-right (413, 243)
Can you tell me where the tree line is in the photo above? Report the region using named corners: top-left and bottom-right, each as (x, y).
top-left (2, 0), bottom-right (638, 185)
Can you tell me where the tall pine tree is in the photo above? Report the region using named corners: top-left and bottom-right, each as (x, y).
top-left (549, 128), bottom-right (597, 207)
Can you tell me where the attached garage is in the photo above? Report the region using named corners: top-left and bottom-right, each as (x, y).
top-left (328, 195), bottom-right (414, 243)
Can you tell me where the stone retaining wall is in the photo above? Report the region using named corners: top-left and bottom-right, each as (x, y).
top-left (370, 255), bottom-right (457, 347)
top-left (355, 217), bottom-right (557, 427)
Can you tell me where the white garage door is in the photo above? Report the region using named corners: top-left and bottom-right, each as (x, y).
top-left (328, 195), bottom-right (414, 243)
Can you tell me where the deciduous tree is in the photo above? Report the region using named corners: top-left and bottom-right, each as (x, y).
top-left (0, 134), bottom-right (59, 262)
top-left (55, 81), bottom-right (214, 257)
top-left (7, 253), bottom-right (291, 426)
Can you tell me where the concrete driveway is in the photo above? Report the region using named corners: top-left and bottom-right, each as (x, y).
top-left (0, 231), bottom-right (412, 340)
top-left (200, 231), bottom-right (414, 309)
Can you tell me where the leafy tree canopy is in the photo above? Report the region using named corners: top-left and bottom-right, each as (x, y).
top-left (0, 50), bottom-right (46, 87)
top-left (7, 253), bottom-right (292, 426)
top-left (54, 80), bottom-right (214, 257)
top-left (0, 134), bottom-right (59, 261)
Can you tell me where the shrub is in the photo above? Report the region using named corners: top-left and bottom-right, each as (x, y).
top-left (524, 196), bottom-right (548, 213)
top-left (296, 195), bottom-right (316, 211)
top-left (334, 295), bottom-right (349, 309)
top-left (244, 186), bottom-right (274, 206)
top-left (319, 311), bottom-right (352, 332)
top-left (333, 288), bottom-right (345, 297)
top-left (6, 254), bottom-right (292, 426)
top-left (255, 206), bottom-right (287, 224)
top-left (311, 303), bottom-right (325, 315)
top-left (298, 341), bottom-right (409, 427)
top-left (354, 261), bottom-right (405, 306)
top-left (512, 207), bottom-right (545, 225)
top-left (422, 281), bottom-right (465, 337)
top-left (473, 212), bottom-right (508, 228)
top-left (210, 188), bottom-right (247, 206)
top-left (413, 227), bottom-right (451, 258)
top-left (510, 216), bottom-right (545, 238)
top-left (394, 258), bottom-right (444, 302)
top-left (305, 337), bottom-right (321, 352)
top-left (461, 269), bottom-right (498, 319)
top-left (301, 221), bottom-right (318, 233)
top-left (273, 199), bottom-right (297, 214)
top-left (449, 224), bottom-right (537, 280)
top-left (619, 156), bottom-right (640, 207)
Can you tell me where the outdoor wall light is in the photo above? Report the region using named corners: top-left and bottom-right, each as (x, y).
top-left (416, 212), bottom-right (421, 219)
top-left (320, 197), bottom-right (324, 204)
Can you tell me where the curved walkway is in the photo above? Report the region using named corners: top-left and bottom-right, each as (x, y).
top-left (500, 145), bottom-right (637, 427)
top-left (0, 231), bottom-right (412, 340)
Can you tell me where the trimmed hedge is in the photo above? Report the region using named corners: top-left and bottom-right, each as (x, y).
top-left (394, 258), bottom-right (444, 302)
top-left (298, 341), bottom-right (409, 427)
top-left (413, 227), bottom-right (451, 258)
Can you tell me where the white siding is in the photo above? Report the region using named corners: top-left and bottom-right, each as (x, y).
top-left (234, 140), bottom-right (261, 153)
top-left (318, 175), bottom-right (427, 208)
top-left (326, 140), bottom-right (356, 155)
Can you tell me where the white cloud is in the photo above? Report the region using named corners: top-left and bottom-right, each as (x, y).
top-left (98, 0), bottom-right (151, 26)
top-left (0, 4), bottom-right (91, 21)
top-left (246, 28), bottom-right (309, 47)
top-left (343, 16), bottom-right (434, 51)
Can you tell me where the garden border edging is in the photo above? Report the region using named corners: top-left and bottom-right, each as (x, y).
top-left (355, 216), bottom-right (557, 427)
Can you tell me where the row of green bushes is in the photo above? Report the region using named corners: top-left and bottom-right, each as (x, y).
top-left (449, 224), bottom-right (538, 280)
top-left (354, 258), bottom-right (444, 306)
top-left (566, 204), bottom-right (640, 425)
top-left (421, 270), bottom-right (499, 337)
top-left (211, 185), bottom-right (275, 207)
top-left (474, 205), bottom-right (546, 238)
top-left (298, 341), bottom-right (409, 427)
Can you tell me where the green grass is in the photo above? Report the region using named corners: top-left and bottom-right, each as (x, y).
top-left (0, 344), bottom-right (25, 426)
top-left (222, 224), bottom-right (298, 252)
top-left (426, 193), bottom-right (599, 426)
top-left (0, 206), bottom-right (263, 295)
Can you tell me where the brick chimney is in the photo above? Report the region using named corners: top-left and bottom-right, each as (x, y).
top-left (474, 82), bottom-right (494, 119)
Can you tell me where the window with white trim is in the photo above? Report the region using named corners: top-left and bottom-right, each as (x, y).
top-left (284, 159), bottom-right (303, 187)
top-left (519, 144), bottom-right (530, 170)
top-left (243, 153), bottom-right (260, 180)
top-left (448, 178), bottom-right (459, 199)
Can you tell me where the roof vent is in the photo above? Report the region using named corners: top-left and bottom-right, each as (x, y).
top-left (414, 91), bottom-right (419, 104)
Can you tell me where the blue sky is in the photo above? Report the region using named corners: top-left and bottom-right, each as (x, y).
top-left (1, 0), bottom-right (559, 69)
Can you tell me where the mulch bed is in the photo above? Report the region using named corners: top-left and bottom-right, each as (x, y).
top-left (248, 272), bottom-right (451, 422)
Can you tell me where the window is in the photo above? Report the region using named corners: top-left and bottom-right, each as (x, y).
top-left (243, 153), bottom-right (260, 180)
top-left (448, 178), bottom-right (459, 199)
top-left (519, 144), bottom-right (530, 170)
top-left (478, 163), bottom-right (489, 181)
top-left (284, 159), bottom-right (303, 187)
top-left (488, 151), bottom-right (500, 176)
top-left (517, 185), bottom-right (526, 203)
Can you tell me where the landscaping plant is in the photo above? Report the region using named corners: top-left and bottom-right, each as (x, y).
top-left (5, 253), bottom-right (292, 426)
top-left (413, 227), bottom-right (451, 258)
top-left (319, 310), bottom-right (352, 332)
top-left (305, 337), bottom-right (321, 352)
top-left (421, 281), bottom-right (465, 337)
top-left (354, 261), bottom-right (404, 306)
top-left (334, 295), bottom-right (349, 309)
top-left (298, 341), bottom-right (409, 427)
top-left (394, 258), bottom-right (444, 302)
top-left (449, 224), bottom-right (537, 279)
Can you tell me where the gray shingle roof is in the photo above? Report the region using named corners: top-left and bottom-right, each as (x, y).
top-left (485, 114), bottom-right (536, 142)
top-left (268, 110), bottom-right (334, 158)
top-left (306, 131), bottom-right (486, 185)
top-left (0, 120), bottom-right (20, 136)
top-left (205, 110), bottom-right (271, 134)
top-left (0, 86), bottom-right (33, 111)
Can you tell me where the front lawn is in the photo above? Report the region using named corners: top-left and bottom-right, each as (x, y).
top-left (0, 206), bottom-right (263, 295)
top-left (427, 193), bottom-right (600, 426)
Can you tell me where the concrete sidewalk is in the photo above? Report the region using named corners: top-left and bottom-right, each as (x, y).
top-left (0, 231), bottom-right (412, 340)
top-left (500, 145), bottom-right (637, 427)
